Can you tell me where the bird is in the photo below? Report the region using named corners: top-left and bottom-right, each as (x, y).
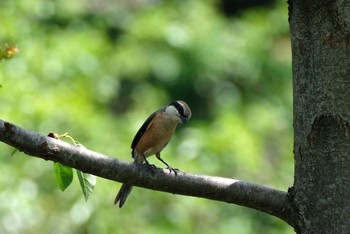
top-left (114, 100), bottom-right (192, 208)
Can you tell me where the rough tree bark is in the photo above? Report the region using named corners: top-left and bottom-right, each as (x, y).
top-left (289, 0), bottom-right (350, 233)
top-left (0, 119), bottom-right (297, 228)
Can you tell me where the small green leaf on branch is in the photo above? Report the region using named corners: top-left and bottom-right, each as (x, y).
top-left (77, 170), bottom-right (96, 201)
top-left (54, 162), bottom-right (73, 191)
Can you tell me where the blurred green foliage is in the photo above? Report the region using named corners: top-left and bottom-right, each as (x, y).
top-left (0, 0), bottom-right (293, 233)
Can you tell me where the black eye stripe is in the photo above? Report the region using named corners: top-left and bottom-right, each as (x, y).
top-left (170, 101), bottom-right (185, 116)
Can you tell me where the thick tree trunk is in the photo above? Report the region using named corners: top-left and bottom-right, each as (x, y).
top-left (289, 0), bottom-right (350, 233)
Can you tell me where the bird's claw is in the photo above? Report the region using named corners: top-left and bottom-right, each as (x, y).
top-left (167, 166), bottom-right (179, 176)
top-left (146, 163), bottom-right (157, 174)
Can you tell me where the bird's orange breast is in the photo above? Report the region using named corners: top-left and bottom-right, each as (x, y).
top-left (135, 113), bottom-right (178, 157)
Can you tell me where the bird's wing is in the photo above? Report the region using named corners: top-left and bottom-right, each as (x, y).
top-left (131, 111), bottom-right (157, 150)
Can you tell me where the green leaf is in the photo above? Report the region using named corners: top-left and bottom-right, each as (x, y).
top-left (54, 163), bottom-right (73, 191)
top-left (77, 170), bottom-right (96, 201)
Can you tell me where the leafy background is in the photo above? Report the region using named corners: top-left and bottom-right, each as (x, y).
top-left (0, 0), bottom-right (293, 233)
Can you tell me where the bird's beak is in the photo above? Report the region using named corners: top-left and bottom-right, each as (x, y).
top-left (180, 116), bottom-right (188, 124)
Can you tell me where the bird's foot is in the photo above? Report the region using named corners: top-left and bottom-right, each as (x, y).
top-left (166, 165), bottom-right (179, 176)
top-left (145, 162), bottom-right (157, 174)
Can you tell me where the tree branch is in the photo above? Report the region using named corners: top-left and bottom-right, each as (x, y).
top-left (0, 119), bottom-right (297, 228)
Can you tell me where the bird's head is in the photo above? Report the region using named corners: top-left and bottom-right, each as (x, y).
top-left (165, 100), bottom-right (192, 124)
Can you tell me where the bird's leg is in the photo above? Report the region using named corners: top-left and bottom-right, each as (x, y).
top-left (142, 154), bottom-right (157, 174)
top-left (156, 153), bottom-right (179, 175)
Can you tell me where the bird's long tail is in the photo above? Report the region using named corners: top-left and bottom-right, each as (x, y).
top-left (114, 184), bottom-right (133, 208)
top-left (114, 150), bottom-right (144, 208)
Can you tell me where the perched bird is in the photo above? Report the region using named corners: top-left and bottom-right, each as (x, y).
top-left (114, 100), bottom-right (192, 208)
